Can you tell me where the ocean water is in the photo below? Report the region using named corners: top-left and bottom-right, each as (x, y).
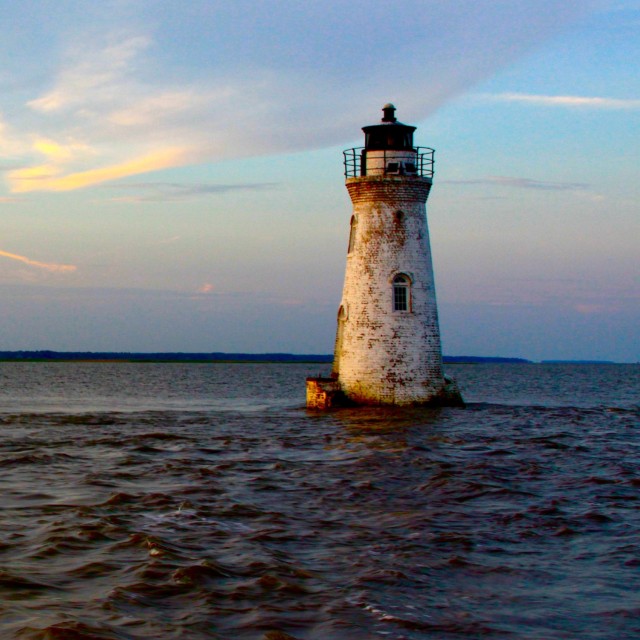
top-left (0, 362), bottom-right (638, 639)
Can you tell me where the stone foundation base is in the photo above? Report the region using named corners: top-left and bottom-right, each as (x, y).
top-left (305, 377), bottom-right (347, 410)
top-left (306, 375), bottom-right (464, 409)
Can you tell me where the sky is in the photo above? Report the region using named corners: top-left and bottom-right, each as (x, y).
top-left (0, 0), bottom-right (638, 362)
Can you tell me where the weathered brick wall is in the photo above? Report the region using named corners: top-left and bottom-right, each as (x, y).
top-left (333, 175), bottom-right (445, 405)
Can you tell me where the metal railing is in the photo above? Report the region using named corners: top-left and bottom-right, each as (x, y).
top-left (343, 146), bottom-right (435, 179)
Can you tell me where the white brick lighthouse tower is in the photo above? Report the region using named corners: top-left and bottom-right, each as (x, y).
top-left (307, 104), bottom-right (462, 408)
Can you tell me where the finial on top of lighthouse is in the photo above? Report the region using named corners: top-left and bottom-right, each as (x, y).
top-left (381, 103), bottom-right (397, 122)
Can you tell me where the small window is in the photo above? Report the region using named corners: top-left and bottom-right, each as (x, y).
top-left (392, 274), bottom-right (411, 311)
top-left (386, 162), bottom-right (399, 173)
top-left (347, 216), bottom-right (357, 253)
top-left (404, 162), bottom-right (417, 173)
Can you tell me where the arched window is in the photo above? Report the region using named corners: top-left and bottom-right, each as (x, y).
top-left (347, 216), bottom-right (357, 254)
top-left (392, 274), bottom-right (411, 312)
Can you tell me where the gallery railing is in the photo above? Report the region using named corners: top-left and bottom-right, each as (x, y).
top-left (343, 146), bottom-right (435, 179)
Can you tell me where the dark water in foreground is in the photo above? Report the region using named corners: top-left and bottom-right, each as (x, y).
top-left (0, 363), bottom-right (638, 639)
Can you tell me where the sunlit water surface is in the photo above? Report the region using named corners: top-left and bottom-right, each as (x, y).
top-left (0, 362), bottom-right (638, 639)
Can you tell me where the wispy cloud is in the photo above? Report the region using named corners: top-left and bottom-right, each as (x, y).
top-left (443, 176), bottom-right (590, 191)
top-left (107, 90), bottom-right (218, 127)
top-left (482, 92), bottom-right (640, 109)
top-left (105, 181), bottom-right (278, 202)
top-left (0, 115), bottom-right (30, 158)
top-left (8, 148), bottom-right (187, 192)
top-left (0, 249), bottom-right (76, 273)
top-left (27, 36), bottom-right (152, 114)
top-left (5, 34), bottom-right (198, 192)
top-left (1, 2), bottom-right (602, 193)
top-left (32, 137), bottom-right (93, 161)
top-left (442, 277), bottom-right (638, 311)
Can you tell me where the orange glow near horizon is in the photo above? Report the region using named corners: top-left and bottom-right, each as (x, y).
top-left (8, 148), bottom-right (188, 193)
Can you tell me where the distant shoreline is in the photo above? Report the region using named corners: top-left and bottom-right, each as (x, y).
top-left (0, 351), bottom-right (626, 364)
top-left (0, 351), bottom-right (333, 364)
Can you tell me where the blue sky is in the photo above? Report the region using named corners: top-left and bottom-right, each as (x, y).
top-left (0, 0), bottom-right (638, 361)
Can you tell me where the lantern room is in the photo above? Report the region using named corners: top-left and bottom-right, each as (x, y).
top-left (343, 104), bottom-right (434, 179)
top-left (362, 103), bottom-right (416, 151)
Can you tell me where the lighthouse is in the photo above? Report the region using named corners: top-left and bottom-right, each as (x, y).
top-left (306, 104), bottom-right (462, 408)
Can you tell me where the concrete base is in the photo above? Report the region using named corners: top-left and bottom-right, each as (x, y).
top-left (306, 377), bottom-right (348, 410)
top-left (306, 375), bottom-right (464, 409)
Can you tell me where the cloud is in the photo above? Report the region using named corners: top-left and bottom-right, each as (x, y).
top-left (27, 35), bottom-right (152, 114)
top-left (8, 148), bottom-right (188, 192)
top-left (32, 137), bottom-right (93, 161)
top-left (0, 115), bottom-right (29, 157)
top-left (443, 176), bottom-right (590, 191)
top-left (107, 90), bottom-right (216, 127)
top-left (2, 1), bottom-right (603, 193)
top-left (105, 181), bottom-right (278, 202)
top-left (0, 249), bottom-right (76, 273)
top-left (482, 93), bottom-right (640, 109)
top-left (442, 277), bottom-right (638, 312)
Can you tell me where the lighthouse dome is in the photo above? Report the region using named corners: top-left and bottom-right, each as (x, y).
top-left (362, 104), bottom-right (416, 151)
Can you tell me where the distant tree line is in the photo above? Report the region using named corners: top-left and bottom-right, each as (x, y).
top-left (0, 351), bottom-right (333, 363)
top-left (0, 351), bottom-right (532, 363)
top-left (444, 356), bottom-right (531, 364)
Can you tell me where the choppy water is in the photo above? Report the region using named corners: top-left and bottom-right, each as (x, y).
top-left (0, 362), bottom-right (638, 639)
